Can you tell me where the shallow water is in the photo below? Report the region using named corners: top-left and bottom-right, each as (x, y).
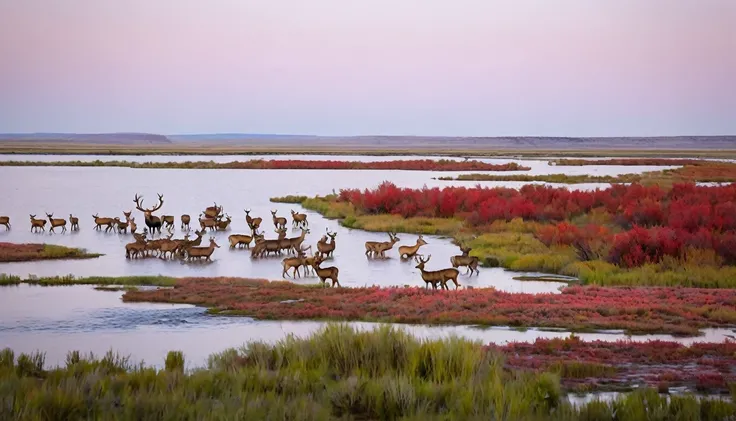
top-left (0, 165), bottom-right (577, 292)
top-left (1, 285), bottom-right (732, 370)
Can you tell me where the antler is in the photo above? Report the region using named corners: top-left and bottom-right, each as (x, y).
top-left (133, 193), bottom-right (164, 213)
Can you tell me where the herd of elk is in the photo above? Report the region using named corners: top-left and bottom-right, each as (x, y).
top-left (365, 232), bottom-right (400, 258)
top-left (414, 254), bottom-right (460, 290)
top-left (398, 235), bottom-right (428, 259)
top-left (125, 228), bottom-right (208, 260)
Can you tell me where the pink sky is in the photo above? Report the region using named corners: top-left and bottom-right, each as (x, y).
top-left (0, 0), bottom-right (734, 136)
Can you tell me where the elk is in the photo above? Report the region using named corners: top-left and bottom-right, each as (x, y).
top-left (0, 216), bottom-right (9, 230)
top-left (398, 235), bottom-right (428, 260)
top-left (175, 228), bottom-right (206, 258)
top-left (365, 232), bottom-right (400, 258)
top-left (181, 214), bottom-right (191, 230)
top-left (199, 213), bottom-right (218, 232)
top-left (216, 214), bottom-right (232, 231)
top-left (281, 245), bottom-right (312, 278)
top-left (291, 209), bottom-right (308, 229)
top-left (183, 237), bottom-right (220, 262)
top-left (128, 217), bottom-right (137, 233)
top-left (228, 226), bottom-right (257, 249)
top-left (133, 193), bottom-right (164, 235)
top-left (123, 210), bottom-right (132, 221)
top-left (29, 215), bottom-right (47, 232)
top-left (68, 214), bottom-right (79, 231)
top-left (203, 202), bottom-right (222, 219)
top-left (159, 233), bottom-right (190, 259)
top-left (271, 210), bottom-right (287, 230)
top-left (414, 255), bottom-right (460, 290)
top-left (316, 229), bottom-right (337, 258)
top-left (113, 217), bottom-right (129, 234)
top-left (161, 215), bottom-right (175, 230)
top-left (251, 228), bottom-right (286, 258)
top-left (92, 214), bottom-right (115, 232)
top-left (244, 209), bottom-right (262, 230)
top-left (450, 245), bottom-right (480, 276)
top-left (287, 228), bottom-right (310, 254)
top-left (145, 232), bottom-right (174, 257)
top-left (45, 213), bottom-right (67, 233)
top-left (311, 254), bottom-right (341, 288)
top-left (125, 233), bottom-right (147, 259)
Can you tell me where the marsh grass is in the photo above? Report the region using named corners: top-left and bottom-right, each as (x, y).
top-left (0, 273), bottom-right (21, 285)
top-left (1, 324), bottom-right (733, 420)
top-left (23, 275), bottom-right (177, 287)
top-left (0, 242), bottom-right (102, 263)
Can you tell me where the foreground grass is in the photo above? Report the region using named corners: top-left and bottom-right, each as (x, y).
top-left (120, 277), bottom-right (736, 336)
top-left (0, 158), bottom-right (530, 171)
top-left (0, 242), bottom-right (102, 263)
top-left (1, 324), bottom-right (734, 420)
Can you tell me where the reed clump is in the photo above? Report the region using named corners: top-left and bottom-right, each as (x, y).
top-left (1, 324), bottom-right (733, 420)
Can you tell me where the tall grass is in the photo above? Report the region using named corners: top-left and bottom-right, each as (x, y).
top-left (1, 324), bottom-right (733, 420)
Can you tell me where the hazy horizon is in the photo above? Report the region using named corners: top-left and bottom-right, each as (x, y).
top-left (1, 1), bottom-right (734, 137)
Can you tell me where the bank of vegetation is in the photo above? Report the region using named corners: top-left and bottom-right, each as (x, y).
top-left (0, 243), bottom-right (101, 263)
top-left (1, 324), bottom-right (734, 420)
top-left (273, 181), bottom-right (736, 288)
top-left (0, 159), bottom-right (530, 172)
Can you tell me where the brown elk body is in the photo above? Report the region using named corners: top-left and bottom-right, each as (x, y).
top-left (68, 214), bottom-right (78, 231)
top-left (281, 245), bottom-right (312, 278)
top-left (399, 235), bottom-right (428, 259)
top-left (162, 215), bottom-right (175, 229)
top-left (133, 193), bottom-right (164, 235)
top-left (287, 228), bottom-right (310, 254)
top-left (203, 203), bottom-right (222, 219)
top-left (244, 209), bottom-right (262, 230)
top-left (184, 237), bottom-right (220, 262)
top-left (125, 234), bottom-right (147, 259)
top-left (311, 255), bottom-right (341, 287)
top-left (181, 214), bottom-right (191, 230)
top-left (414, 255), bottom-right (460, 290)
top-left (128, 217), bottom-right (137, 233)
top-left (228, 231), bottom-right (255, 249)
top-left (46, 213), bottom-right (67, 233)
top-left (290, 209), bottom-right (308, 229)
top-left (114, 217), bottom-right (129, 234)
top-left (251, 228), bottom-right (286, 258)
top-left (216, 214), bottom-right (232, 231)
top-left (159, 233), bottom-right (190, 259)
top-left (365, 232), bottom-right (400, 258)
top-left (0, 216), bottom-right (9, 230)
top-left (271, 210), bottom-right (287, 230)
top-left (316, 229), bottom-right (337, 258)
top-left (198, 214), bottom-right (218, 232)
top-left (92, 214), bottom-right (115, 232)
top-left (29, 215), bottom-right (47, 232)
top-left (450, 246), bottom-right (480, 275)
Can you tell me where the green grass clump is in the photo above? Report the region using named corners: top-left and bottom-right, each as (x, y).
top-left (0, 274), bottom-right (21, 286)
top-left (25, 275), bottom-right (177, 287)
top-left (39, 244), bottom-right (102, 259)
top-left (1, 324), bottom-right (733, 420)
top-left (271, 195), bottom-right (309, 204)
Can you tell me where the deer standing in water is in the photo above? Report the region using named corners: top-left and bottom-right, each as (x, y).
top-left (244, 209), bottom-right (262, 231)
top-left (161, 215), bottom-right (175, 230)
top-left (125, 231), bottom-right (148, 259)
top-left (30, 215), bottom-right (46, 232)
top-left (228, 225), bottom-right (258, 249)
top-left (113, 217), bottom-right (129, 234)
top-left (216, 214), bottom-right (232, 231)
top-left (271, 210), bottom-right (287, 230)
top-left (128, 217), bottom-right (137, 233)
top-left (45, 213), bottom-right (67, 233)
top-left (133, 193), bottom-right (164, 235)
top-left (184, 237), bottom-right (220, 262)
top-left (92, 214), bottom-right (115, 232)
top-left (0, 216), bottom-right (10, 230)
top-left (316, 229), bottom-right (337, 258)
top-left (450, 245), bottom-right (480, 276)
top-left (365, 232), bottom-right (400, 258)
top-left (281, 245), bottom-right (312, 278)
top-left (414, 255), bottom-right (460, 290)
top-left (203, 203), bottom-right (222, 219)
top-left (68, 214), bottom-right (79, 231)
top-left (291, 209), bottom-right (308, 229)
top-left (398, 235), bottom-right (428, 260)
top-left (181, 214), bottom-right (191, 230)
top-left (311, 254), bottom-right (341, 287)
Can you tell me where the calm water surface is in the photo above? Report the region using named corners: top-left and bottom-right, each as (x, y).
top-left (1, 285), bottom-right (732, 370)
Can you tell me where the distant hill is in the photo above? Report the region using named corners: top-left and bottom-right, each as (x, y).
top-left (169, 133), bottom-right (320, 141)
top-left (0, 133), bottom-right (172, 144)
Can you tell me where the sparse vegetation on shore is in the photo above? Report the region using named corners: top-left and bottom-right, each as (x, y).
top-left (0, 243), bottom-right (102, 263)
top-left (0, 158), bottom-right (530, 171)
top-left (1, 324), bottom-right (734, 420)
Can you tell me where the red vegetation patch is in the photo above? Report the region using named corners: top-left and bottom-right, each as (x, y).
top-left (339, 182), bottom-right (736, 267)
top-left (490, 336), bottom-right (736, 393)
top-left (0, 242), bottom-right (98, 262)
top-left (122, 278), bottom-right (736, 336)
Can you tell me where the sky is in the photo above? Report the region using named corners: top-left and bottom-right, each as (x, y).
top-left (0, 0), bottom-right (734, 137)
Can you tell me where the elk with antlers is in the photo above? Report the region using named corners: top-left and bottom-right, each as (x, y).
top-left (216, 214), bottom-right (232, 231)
top-left (29, 215), bottom-right (46, 232)
top-left (45, 213), bottom-right (67, 234)
top-left (365, 232), bottom-right (400, 258)
top-left (244, 209), bottom-right (262, 230)
top-left (290, 209), bottom-right (308, 229)
top-left (414, 255), bottom-right (460, 290)
top-left (287, 228), bottom-right (310, 254)
top-left (183, 237), bottom-right (220, 262)
top-left (311, 254), bottom-right (341, 288)
top-left (181, 214), bottom-right (191, 230)
top-left (450, 245), bottom-right (480, 276)
top-left (271, 210), bottom-right (287, 230)
top-left (133, 193), bottom-right (164, 235)
top-left (0, 216), bottom-right (10, 230)
top-left (399, 235), bottom-right (428, 260)
top-left (281, 244), bottom-right (313, 278)
top-left (316, 229), bottom-right (337, 258)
